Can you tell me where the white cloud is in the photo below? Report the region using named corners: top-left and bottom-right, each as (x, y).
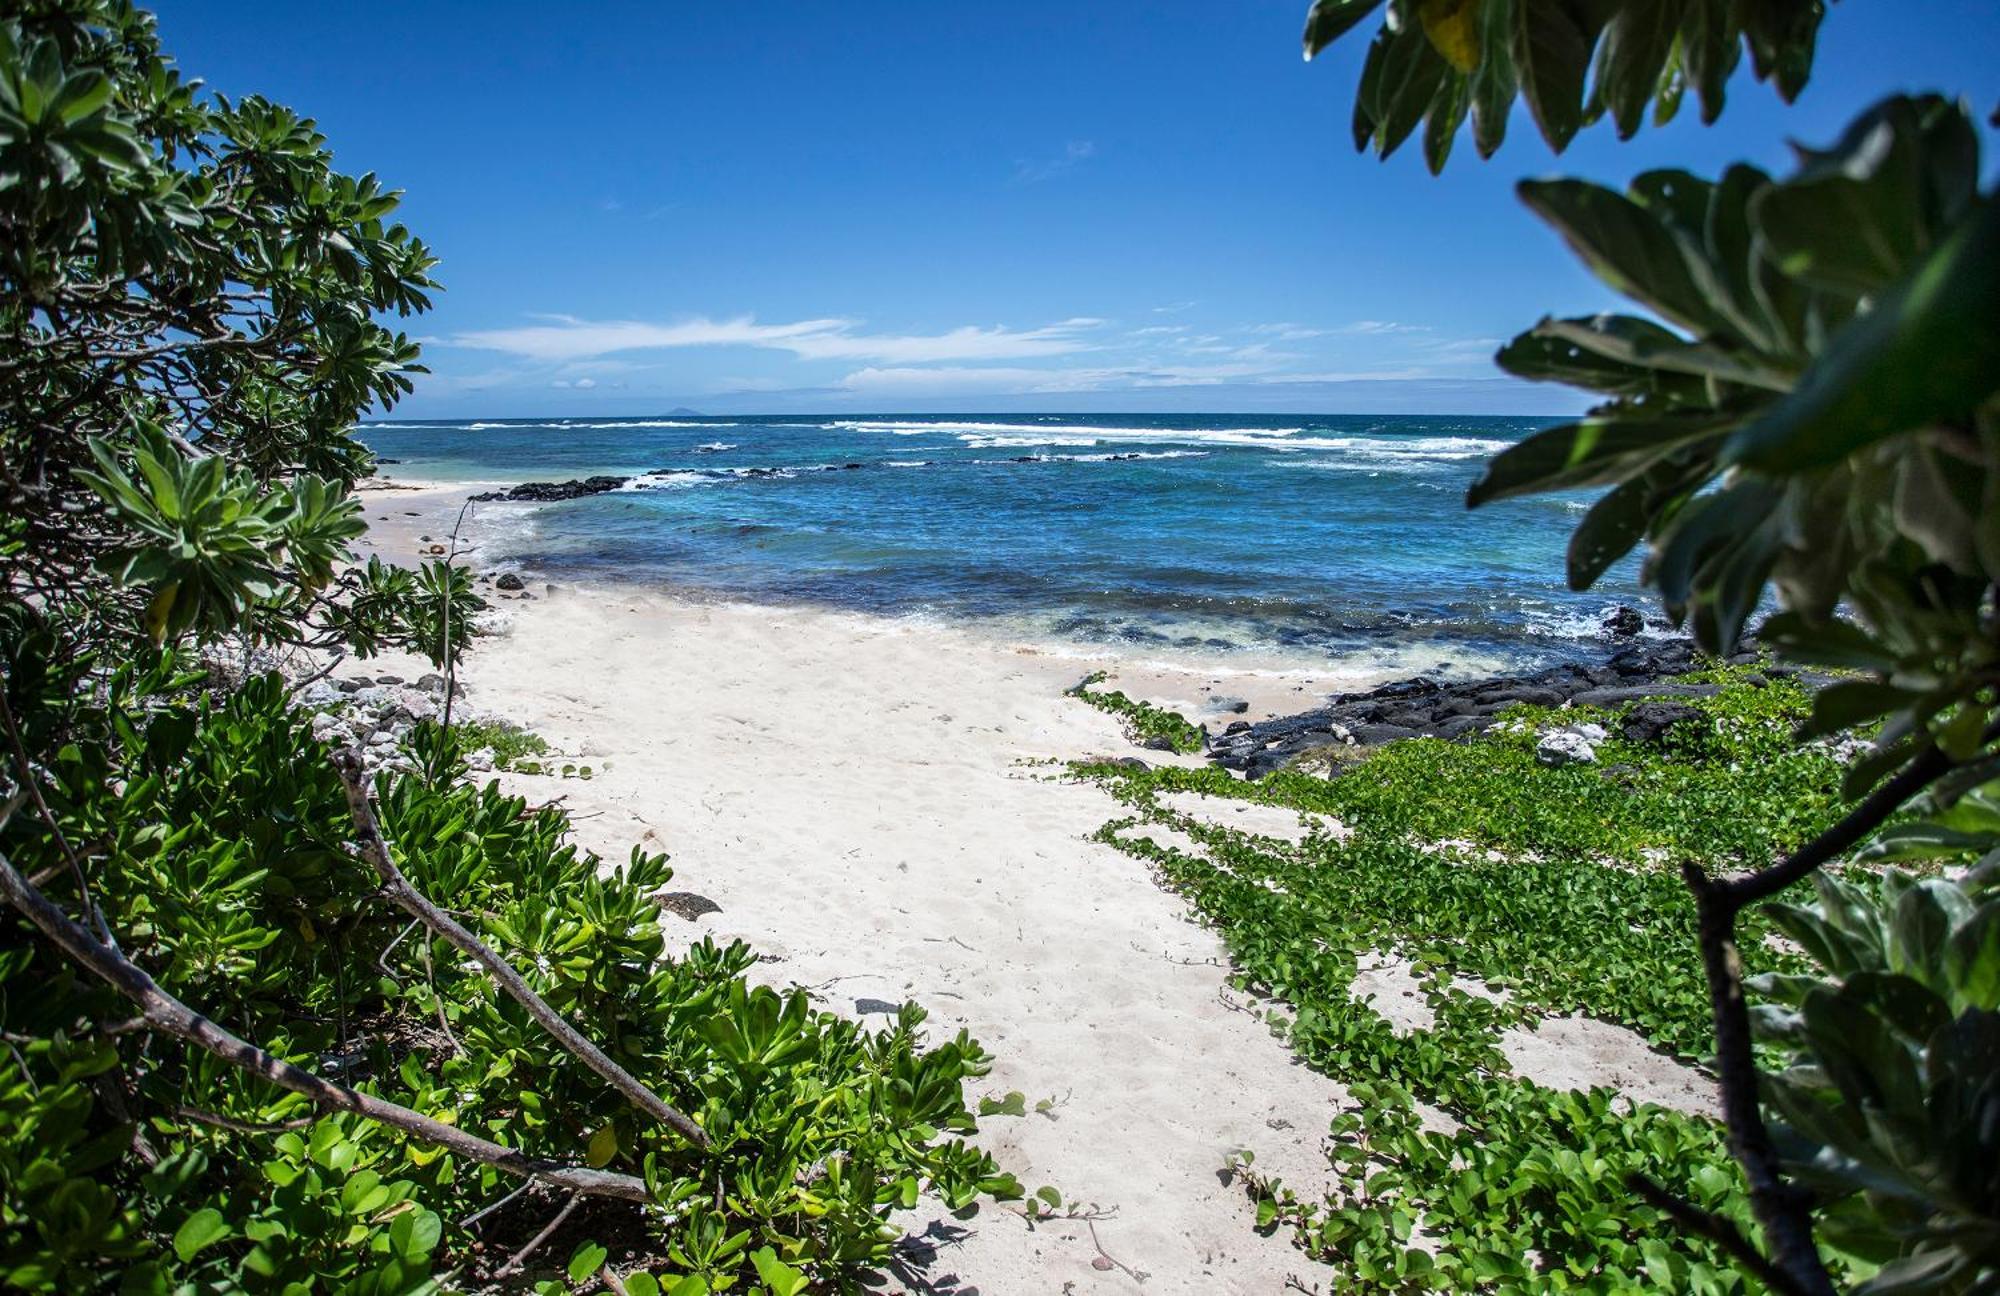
top-left (1014, 139), bottom-right (1096, 184)
top-left (445, 315), bottom-right (1105, 365)
top-left (1338, 320), bottom-right (1430, 335)
top-left (549, 377), bottom-right (598, 389)
top-left (1250, 323), bottom-right (1329, 340)
top-left (839, 359), bottom-right (1291, 395)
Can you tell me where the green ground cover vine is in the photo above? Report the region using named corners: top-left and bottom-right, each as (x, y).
top-left (1065, 671), bottom-right (1207, 754)
top-left (1076, 670), bottom-right (1860, 1290)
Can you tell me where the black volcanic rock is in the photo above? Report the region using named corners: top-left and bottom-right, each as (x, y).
top-left (470, 475), bottom-right (628, 502)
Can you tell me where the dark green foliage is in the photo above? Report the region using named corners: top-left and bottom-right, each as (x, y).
top-left (1065, 671), bottom-right (1207, 754)
top-left (1746, 792), bottom-right (2000, 1294)
top-left (1304, 0), bottom-right (1828, 173)
top-left (1079, 673), bottom-right (1848, 1289)
top-left (1, 637), bottom-right (1020, 1291)
top-left (0, 4), bottom-right (1020, 1291)
top-left (1302, 3), bottom-right (1997, 1288)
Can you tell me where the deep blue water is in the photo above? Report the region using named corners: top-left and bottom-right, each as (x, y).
top-left (357, 413), bottom-right (1642, 674)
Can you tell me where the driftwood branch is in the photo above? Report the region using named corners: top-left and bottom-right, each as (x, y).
top-left (331, 749), bottom-right (709, 1146)
top-left (0, 846), bottom-right (650, 1203)
top-left (1670, 738), bottom-right (1972, 1296)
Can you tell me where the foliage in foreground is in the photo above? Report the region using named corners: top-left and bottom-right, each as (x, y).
top-left (0, 4), bottom-right (1019, 1291)
top-left (0, 633), bottom-right (1018, 1292)
top-left (1305, 2), bottom-right (1999, 1289)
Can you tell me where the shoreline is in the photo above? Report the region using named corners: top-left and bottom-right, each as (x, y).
top-left (356, 476), bottom-right (1653, 726)
top-left (347, 478), bottom-right (1715, 1294)
top-left (352, 478), bottom-right (1353, 1292)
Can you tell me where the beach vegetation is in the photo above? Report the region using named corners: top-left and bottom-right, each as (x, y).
top-left (451, 718), bottom-right (553, 772)
top-left (1304, 3), bottom-right (1999, 1290)
top-left (1066, 671), bottom-right (1208, 753)
top-left (0, 5), bottom-right (1018, 1292)
top-left (1078, 669), bottom-right (1849, 1288)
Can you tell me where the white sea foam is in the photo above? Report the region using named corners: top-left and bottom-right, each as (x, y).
top-left (616, 471), bottom-right (712, 490)
top-left (830, 418), bottom-right (1509, 457)
top-left (561, 419), bottom-right (738, 429)
top-left (958, 434), bottom-right (1102, 448)
top-left (693, 442), bottom-right (738, 452)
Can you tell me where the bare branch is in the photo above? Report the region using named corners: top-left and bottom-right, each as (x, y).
top-left (331, 749), bottom-right (709, 1147)
top-left (494, 1191), bottom-right (583, 1279)
top-left (1671, 732), bottom-right (1996, 1296)
top-left (1628, 1174), bottom-right (1807, 1296)
top-left (0, 846), bottom-right (651, 1203)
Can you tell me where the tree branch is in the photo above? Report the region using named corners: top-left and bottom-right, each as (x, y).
top-left (330, 749), bottom-right (709, 1147)
top-left (1675, 733), bottom-right (1986, 1296)
top-left (1628, 1174), bottom-right (1808, 1296)
top-left (0, 846), bottom-right (651, 1203)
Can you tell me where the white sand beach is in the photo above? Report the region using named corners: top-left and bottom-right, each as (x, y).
top-left (350, 482), bottom-right (1711, 1294)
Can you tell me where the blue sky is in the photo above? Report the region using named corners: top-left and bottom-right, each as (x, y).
top-left (155, 2), bottom-right (1997, 418)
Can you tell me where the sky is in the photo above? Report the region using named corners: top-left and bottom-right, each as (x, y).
top-left (152, 2), bottom-right (1998, 419)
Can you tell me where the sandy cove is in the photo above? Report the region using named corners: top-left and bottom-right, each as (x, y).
top-left (350, 481), bottom-right (1711, 1294)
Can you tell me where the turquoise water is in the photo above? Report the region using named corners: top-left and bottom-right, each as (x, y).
top-left (357, 413), bottom-right (1642, 673)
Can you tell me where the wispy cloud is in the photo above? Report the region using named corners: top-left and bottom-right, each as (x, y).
top-left (445, 315), bottom-right (1107, 365)
top-left (1013, 139), bottom-right (1096, 184)
top-left (1338, 320), bottom-right (1430, 335)
top-left (1250, 323), bottom-right (1329, 341)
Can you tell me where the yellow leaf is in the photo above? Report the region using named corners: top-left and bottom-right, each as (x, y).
top-left (1419, 0), bottom-right (1482, 73)
top-left (587, 1124), bottom-right (618, 1168)
top-left (144, 583), bottom-right (178, 644)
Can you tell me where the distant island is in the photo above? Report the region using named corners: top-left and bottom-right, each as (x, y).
top-left (667, 406), bottom-right (703, 416)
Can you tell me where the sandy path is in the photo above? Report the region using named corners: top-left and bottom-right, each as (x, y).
top-left (352, 484), bottom-right (1352, 1292)
top-left (468, 586), bottom-right (1344, 1294)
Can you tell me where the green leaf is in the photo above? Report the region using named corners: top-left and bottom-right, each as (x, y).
top-left (567, 1240), bottom-right (609, 1285)
top-left (1509, 0), bottom-right (1599, 152)
top-left (1304, 0), bottom-right (1388, 59)
top-left (172, 1208), bottom-right (229, 1263)
top-left (1592, 0), bottom-right (1678, 138)
top-left (1467, 411), bottom-right (1728, 506)
top-left (1725, 197), bottom-right (2000, 473)
top-left (1944, 907), bottom-right (2000, 1008)
top-left (587, 1124), bottom-right (619, 1168)
top-left (1518, 179), bottom-right (1731, 337)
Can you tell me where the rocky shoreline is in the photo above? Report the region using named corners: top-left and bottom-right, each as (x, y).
top-left (1207, 634), bottom-right (1793, 779)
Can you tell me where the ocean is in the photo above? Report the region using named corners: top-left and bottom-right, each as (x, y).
top-left (357, 412), bottom-right (1648, 677)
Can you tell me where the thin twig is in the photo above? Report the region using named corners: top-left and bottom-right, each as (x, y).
top-left (0, 847), bottom-right (650, 1203)
top-left (460, 1178), bottom-right (534, 1230)
top-left (494, 1191), bottom-right (583, 1279)
top-left (331, 750), bottom-right (708, 1146)
top-left (1629, 1174), bottom-right (1804, 1296)
top-left (419, 934), bottom-right (461, 1053)
top-left (0, 684), bottom-right (110, 943)
top-left (174, 1106), bottom-right (318, 1136)
top-left (377, 918), bottom-right (420, 981)
top-left (441, 498), bottom-right (471, 734)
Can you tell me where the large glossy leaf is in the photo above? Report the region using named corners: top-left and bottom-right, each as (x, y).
top-left (1465, 411), bottom-right (1731, 504)
top-left (1592, 0), bottom-right (1680, 137)
top-left (1510, 0), bottom-right (1600, 152)
top-left (1723, 197), bottom-right (2000, 473)
top-left (1518, 179), bottom-right (1733, 337)
top-left (1303, 0), bottom-right (1390, 59)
